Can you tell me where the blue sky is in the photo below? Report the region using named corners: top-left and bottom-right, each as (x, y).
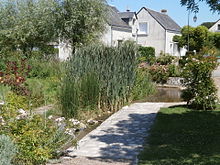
top-left (107, 0), bottom-right (219, 27)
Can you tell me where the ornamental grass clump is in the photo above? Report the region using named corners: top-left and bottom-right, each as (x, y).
top-left (60, 42), bottom-right (139, 118)
top-left (0, 135), bottom-right (17, 165)
top-left (182, 54), bottom-right (219, 110)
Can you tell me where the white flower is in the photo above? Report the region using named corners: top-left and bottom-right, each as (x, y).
top-left (69, 119), bottom-right (80, 125)
top-left (0, 116), bottom-right (5, 125)
top-left (55, 117), bottom-right (65, 123)
top-left (0, 101), bottom-right (5, 106)
top-left (18, 109), bottom-right (27, 115)
top-left (206, 96), bottom-right (209, 99)
top-left (48, 115), bottom-right (53, 120)
top-left (65, 128), bottom-right (76, 136)
top-left (16, 109), bottom-right (28, 120)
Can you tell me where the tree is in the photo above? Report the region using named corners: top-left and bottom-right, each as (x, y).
top-left (0, 0), bottom-right (107, 55)
top-left (0, 0), bottom-right (56, 55)
top-left (55, 0), bottom-right (107, 47)
top-left (180, 0), bottom-right (220, 13)
top-left (173, 26), bottom-right (210, 52)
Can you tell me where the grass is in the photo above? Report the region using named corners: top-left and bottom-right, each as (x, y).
top-left (138, 105), bottom-right (220, 165)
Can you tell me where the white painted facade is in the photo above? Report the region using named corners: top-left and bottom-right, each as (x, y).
top-left (135, 8), bottom-right (182, 57)
top-left (58, 7), bottom-right (183, 60)
top-left (101, 25), bottom-right (133, 47)
top-left (209, 19), bottom-right (220, 32)
top-left (136, 9), bottom-right (166, 56)
top-left (58, 41), bottom-right (72, 61)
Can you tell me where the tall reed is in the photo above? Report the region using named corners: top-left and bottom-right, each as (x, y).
top-left (60, 41), bottom-right (141, 117)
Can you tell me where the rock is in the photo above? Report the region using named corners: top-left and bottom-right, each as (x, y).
top-left (79, 123), bottom-right (87, 131)
top-left (87, 119), bottom-right (98, 125)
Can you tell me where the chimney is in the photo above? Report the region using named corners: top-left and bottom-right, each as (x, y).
top-left (161, 9), bottom-right (167, 14)
top-left (126, 6), bottom-right (130, 12)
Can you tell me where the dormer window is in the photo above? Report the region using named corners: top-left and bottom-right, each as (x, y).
top-left (139, 22), bottom-right (149, 35)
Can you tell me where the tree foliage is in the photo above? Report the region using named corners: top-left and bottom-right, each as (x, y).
top-left (0, 0), bottom-right (107, 55)
top-left (55, 0), bottom-right (107, 46)
top-left (180, 0), bottom-right (220, 13)
top-left (173, 26), bottom-right (209, 52)
top-left (173, 26), bottom-right (220, 52)
top-left (0, 0), bottom-right (56, 54)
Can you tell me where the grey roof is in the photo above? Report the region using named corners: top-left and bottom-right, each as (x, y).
top-left (107, 6), bottom-right (131, 29)
top-left (139, 7), bottom-right (181, 32)
top-left (118, 12), bottom-right (136, 19)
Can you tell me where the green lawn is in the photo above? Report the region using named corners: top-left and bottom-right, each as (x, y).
top-left (138, 105), bottom-right (220, 165)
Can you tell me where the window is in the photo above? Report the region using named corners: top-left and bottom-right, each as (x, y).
top-left (218, 24), bottom-right (220, 31)
top-left (139, 22), bottom-right (148, 35)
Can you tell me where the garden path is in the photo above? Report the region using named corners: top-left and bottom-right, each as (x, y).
top-left (49, 102), bottom-right (185, 165)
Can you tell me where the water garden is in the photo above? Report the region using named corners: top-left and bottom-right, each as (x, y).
top-left (0, 0), bottom-right (220, 165)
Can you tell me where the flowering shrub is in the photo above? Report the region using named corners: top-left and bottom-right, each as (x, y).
top-left (149, 64), bottom-right (169, 84)
top-left (182, 55), bottom-right (219, 110)
top-left (0, 59), bottom-right (31, 95)
top-left (0, 92), bottom-right (76, 165)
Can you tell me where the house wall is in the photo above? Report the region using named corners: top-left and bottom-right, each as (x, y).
top-left (166, 31), bottom-right (181, 57)
top-left (101, 25), bottom-right (112, 46)
top-left (136, 9), bottom-right (166, 56)
top-left (209, 20), bottom-right (220, 32)
top-left (58, 41), bottom-right (72, 61)
top-left (101, 25), bottom-right (133, 46)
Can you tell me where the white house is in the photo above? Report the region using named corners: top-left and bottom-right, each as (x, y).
top-left (209, 19), bottom-right (220, 32)
top-left (101, 6), bottom-right (134, 46)
top-left (59, 6), bottom-right (184, 60)
top-left (134, 7), bottom-right (184, 57)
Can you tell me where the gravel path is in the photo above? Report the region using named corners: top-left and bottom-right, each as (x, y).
top-left (48, 102), bottom-right (185, 165)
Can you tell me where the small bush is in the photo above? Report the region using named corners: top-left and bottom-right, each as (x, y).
top-left (182, 54), bottom-right (219, 110)
top-left (138, 46), bottom-right (156, 65)
top-left (1, 92), bottom-right (28, 120)
top-left (132, 68), bottom-right (156, 100)
top-left (28, 58), bottom-right (64, 79)
top-left (156, 53), bottom-right (174, 65)
top-left (0, 114), bottom-right (75, 165)
top-left (0, 135), bottom-right (17, 165)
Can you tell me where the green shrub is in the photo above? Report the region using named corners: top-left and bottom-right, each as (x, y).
top-left (182, 55), bottom-right (219, 110)
top-left (1, 92), bottom-right (28, 120)
top-left (156, 53), bottom-right (174, 65)
top-left (0, 135), bottom-right (17, 165)
top-left (132, 69), bottom-right (156, 100)
top-left (167, 64), bottom-right (180, 77)
top-left (28, 58), bottom-right (64, 79)
top-left (0, 114), bottom-right (75, 165)
top-left (138, 46), bottom-right (155, 65)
